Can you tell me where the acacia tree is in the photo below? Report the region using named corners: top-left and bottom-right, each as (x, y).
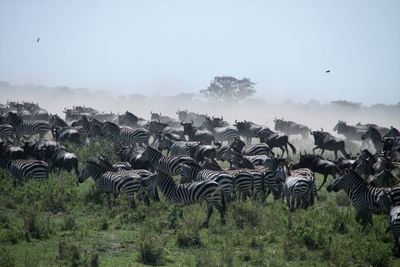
top-left (200, 76), bottom-right (256, 103)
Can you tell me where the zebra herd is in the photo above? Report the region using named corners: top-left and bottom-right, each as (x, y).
top-left (1, 102), bottom-right (400, 254)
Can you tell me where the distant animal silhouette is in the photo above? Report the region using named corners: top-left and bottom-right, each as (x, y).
top-left (36, 38), bottom-right (40, 42)
top-left (325, 70), bottom-right (330, 73)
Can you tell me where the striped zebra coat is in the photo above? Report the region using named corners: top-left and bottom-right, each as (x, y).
top-left (327, 170), bottom-right (393, 228)
top-left (284, 168), bottom-right (316, 211)
top-left (151, 171), bottom-right (225, 227)
top-left (180, 162), bottom-right (234, 203)
top-left (141, 146), bottom-right (194, 176)
top-left (79, 160), bottom-right (146, 208)
top-left (0, 158), bottom-right (48, 183)
top-left (0, 124), bottom-right (16, 142)
top-left (5, 111), bottom-right (51, 140)
top-left (103, 121), bottom-right (150, 147)
top-left (230, 138), bottom-right (274, 157)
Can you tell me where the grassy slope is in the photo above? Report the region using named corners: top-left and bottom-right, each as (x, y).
top-left (0, 141), bottom-right (398, 267)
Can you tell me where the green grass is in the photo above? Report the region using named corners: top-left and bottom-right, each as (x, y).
top-left (0, 141), bottom-right (399, 266)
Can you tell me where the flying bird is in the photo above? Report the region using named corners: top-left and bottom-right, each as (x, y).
top-left (325, 70), bottom-right (331, 73)
top-left (36, 37), bottom-right (40, 42)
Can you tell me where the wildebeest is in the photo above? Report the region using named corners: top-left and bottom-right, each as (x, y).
top-left (181, 121), bottom-right (214, 145)
top-left (48, 147), bottom-right (79, 178)
top-left (0, 141), bottom-right (25, 159)
top-left (176, 109), bottom-right (207, 127)
top-left (383, 126), bottom-right (400, 138)
top-left (368, 169), bottom-right (397, 187)
top-left (257, 128), bottom-right (296, 157)
top-left (273, 118), bottom-right (309, 139)
top-left (202, 116), bottom-right (238, 144)
top-left (296, 153), bottom-right (340, 191)
top-left (233, 120), bottom-right (264, 144)
top-left (361, 126), bottom-right (383, 152)
top-left (118, 111), bottom-right (147, 128)
top-left (52, 127), bottom-right (82, 145)
top-left (310, 128), bottom-right (348, 159)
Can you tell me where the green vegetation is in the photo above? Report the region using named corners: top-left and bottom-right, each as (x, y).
top-left (0, 141), bottom-right (398, 266)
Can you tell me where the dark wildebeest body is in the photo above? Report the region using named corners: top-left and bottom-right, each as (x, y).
top-left (310, 129), bottom-right (348, 159)
top-left (297, 153), bottom-right (340, 191)
top-left (257, 128), bottom-right (296, 157)
top-left (361, 126), bottom-right (383, 152)
top-left (0, 141), bottom-right (25, 159)
top-left (181, 121), bottom-right (214, 145)
top-left (273, 118), bottom-right (309, 139)
top-left (233, 120), bottom-right (264, 144)
top-left (48, 147), bottom-right (79, 178)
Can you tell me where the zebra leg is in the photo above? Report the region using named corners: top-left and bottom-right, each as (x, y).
top-left (202, 204), bottom-right (214, 228)
top-left (106, 194), bottom-right (112, 209)
top-left (289, 196), bottom-right (296, 212)
top-left (129, 197), bottom-right (137, 209)
top-left (394, 234), bottom-right (400, 255)
top-left (320, 149), bottom-right (325, 157)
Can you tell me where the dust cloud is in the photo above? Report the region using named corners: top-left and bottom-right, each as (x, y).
top-left (1, 82), bottom-right (399, 135)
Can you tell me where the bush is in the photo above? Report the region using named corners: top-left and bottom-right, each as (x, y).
top-left (0, 248), bottom-right (15, 267)
top-left (57, 241), bottom-right (80, 267)
top-left (62, 215), bottom-right (77, 231)
top-left (137, 230), bottom-right (166, 266)
top-left (19, 205), bottom-right (52, 240)
top-left (231, 202), bottom-right (261, 229)
top-left (176, 220), bottom-right (201, 248)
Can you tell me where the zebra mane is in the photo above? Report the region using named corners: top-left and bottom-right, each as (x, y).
top-left (85, 160), bottom-right (108, 173)
top-left (348, 169), bottom-right (369, 186)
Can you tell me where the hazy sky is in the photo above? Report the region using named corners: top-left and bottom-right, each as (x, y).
top-left (0, 0), bottom-right (399, 104)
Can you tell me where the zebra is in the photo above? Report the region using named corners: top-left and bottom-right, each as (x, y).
top-left (230, 138), bottom-right (274, 157)
top-left (0, 124), bottom-right (16, 142)
top-left (180, 162), bottom-right (234, 203)
top-left (71, 115), bottom-right (103, 140)
top-left (157, 133), bottom-right (195, 156)
top-left (0, 157), bottom-right (48, 183)
top-left (224, 169), bottom-right (254, 201)
top-left (79, 160), bottom-right (146, 208)
top-left (388, 206), bottom-right (400, 255)
top-left (102, 121), bottom-right (150, 147)
top-left (202, 118), bottom-right (239, 144)
top-left (327, 170), bottom-right (394, 229)
top-left (284, 168), bottom-right (316, 212)
top-left (222, 147), bottom-right (255, 169)
top-left (96, 155), bottom-right (160, 202)
top-left (141, 146), bottom-right (194, 176)
top-left (149, 171), bottom-right (225, 227)
top-left (4, 112), bottom-right (51, 140)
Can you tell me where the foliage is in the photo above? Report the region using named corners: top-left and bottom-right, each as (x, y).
top-left (200, 76), bottom-right (256, 103)
top-left (0, 141), bottom-right (398, 266)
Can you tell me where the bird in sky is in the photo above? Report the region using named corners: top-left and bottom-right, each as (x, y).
top-left (325, 70), bottom-right (331, 73)
top-left (36, 37), bottom-right (40, 42)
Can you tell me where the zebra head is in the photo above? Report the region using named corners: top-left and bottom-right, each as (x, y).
top-left (179, 163), bottom-right (197, 184)
top-left (327, 170), bottom-right (357, 193)
top-left (79, 160), bottom-right (107, 183)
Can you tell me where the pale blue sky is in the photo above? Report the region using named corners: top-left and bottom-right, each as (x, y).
top-left (0, 0), bottom-right (399, 104)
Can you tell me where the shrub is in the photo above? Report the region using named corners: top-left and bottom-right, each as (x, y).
top-left (232, 202), bottom-right (260, 229)
top-left (0, 248), bottom-right (15, 267)
top-left (19, 205), bottom-right (52, 240)
top-left (57, 241), bottom-right (80, 267)
top-left (137, 230), bottom-right (166, 266)
top-left (176, 221), bottom-right (201, 248)
top-left (62, 215), bottom-right (77, 231)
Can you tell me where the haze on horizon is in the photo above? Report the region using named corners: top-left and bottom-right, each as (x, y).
top-left (0, 0), bottom-right (399, 105)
